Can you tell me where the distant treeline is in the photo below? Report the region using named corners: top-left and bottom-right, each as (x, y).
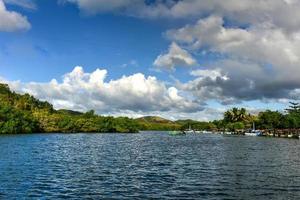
top-left (211, 103), bottom-right (300, 131)
top-left (134, 104), bottom-right (300, 132)
top-left (1, 83), bottom-right (300, 134)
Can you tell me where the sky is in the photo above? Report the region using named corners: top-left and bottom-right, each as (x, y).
top-left (0, 0), bottom-right (299, 121)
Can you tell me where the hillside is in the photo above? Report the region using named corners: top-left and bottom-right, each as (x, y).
top-left (135, 116), bottom-right (181, 131)
top-left (0, 83), bottom-right (139, 134)
top-left (134, 116), bottom-right (218, 131)
top-left (136, 116), bottom-right (175, 124)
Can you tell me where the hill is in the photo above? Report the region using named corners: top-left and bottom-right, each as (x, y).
top-left (136, 116), bottom-right (175, 124)
top-left (133, 116), bottom-right (218, 131)
top-left (135, 116), bottom-right (181, 131)
top-left (57, 109), bottom-right (83, 116)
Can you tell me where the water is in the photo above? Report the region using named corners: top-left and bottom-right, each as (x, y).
top-left (0, 132), bottom-right (299, 199)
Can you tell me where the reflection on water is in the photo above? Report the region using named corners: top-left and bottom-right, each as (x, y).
top-left (0, 132), bottom-right (299, 199)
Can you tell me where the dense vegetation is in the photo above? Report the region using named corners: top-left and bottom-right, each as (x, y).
top-left (0, 83), bottom-right (139, 134)
top-left (212, 104), bottom-right (300, 131)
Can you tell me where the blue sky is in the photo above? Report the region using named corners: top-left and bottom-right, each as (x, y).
top-left (1, 0), bottom-right (299, 120)
top-left (1, 1), bottom-right (168, 81)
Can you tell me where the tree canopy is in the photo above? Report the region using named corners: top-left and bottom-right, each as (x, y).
top-left (0, 83), bottom-right (139, 134)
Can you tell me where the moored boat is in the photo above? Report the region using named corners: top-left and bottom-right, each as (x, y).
top-left (244, 130), bottom-right (262, 136)
top-left (223, 131), bottom-right (233, 135)
top-left (201, 130), bottom-right (213, 134)
top-left (183, 130), bottom-right (195, 134)
top-left (244, 122), bottom-right (262, 136)
top-left (183, 124), bottom-right (195, 134)
top-left (168, 131), bottom-right (186, 136)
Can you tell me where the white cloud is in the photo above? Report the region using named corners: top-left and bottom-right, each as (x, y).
top-left (153, 42), bottom-right (196, 70)
top-left (167, 16), bottom-right (300, 74)
top-left (163, 0), bottom-right (300, 32)
top-left (64, 1), bottom-right (300, 105)
top-left (4, 66), bottom-right (201, 115)
top-left (65, 0), bottom-right (300, 33)
top-left (163, 15), bottom-right (300, 104)
top-left (0, 0), bottom-right (31, 32)
top-left (4, 0), bottom-right (36, 10)
top-left (178, 59), bottom-right (300, 105)
top-left (190, 69), bottom-right (228, 81)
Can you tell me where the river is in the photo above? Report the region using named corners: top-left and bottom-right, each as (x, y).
top-left (0, 132), bottom-right (299, 199)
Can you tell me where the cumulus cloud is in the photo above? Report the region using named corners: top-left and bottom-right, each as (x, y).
top-left (162, 15), bottom-right (300, 104)
top-left (178, 59), bottom-right (300, 105)
top-left (4, 66), bottom-right (201, 115)
top-left (64, 1), bottom-right (300, 106)
top-left (167, 16), bottom-right (300, 71)
top-left (0, 0), bottom-right (31, 32)
top-left (165, 0), bottom-right (300, 33)
top-left (153, 42), bottom-right (196, 70)
top-left (65, 0), bottom-right (300, 32)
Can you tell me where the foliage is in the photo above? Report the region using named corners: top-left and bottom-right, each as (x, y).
top-left (224, 107), bottom-right (251, 123)
top-left (0, 83), bottom-right (139, 134)
top-left (282, 102), bottom-right (300, 128)
top-left (0, 105), bottom-right (39, 134)
top-left (225, 122), bottom-right (245, 131)
top-left (217, 102), bottom-right (300, 131)
top-left (285, 102), bottom-right (300, 114)
top-left (176, 119), bottom-right (216, 131)
top-left (256, 110), bottom-right (284, 129)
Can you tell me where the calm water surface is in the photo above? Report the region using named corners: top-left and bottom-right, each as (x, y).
top-left (0, 132), bottom-right (299, 199)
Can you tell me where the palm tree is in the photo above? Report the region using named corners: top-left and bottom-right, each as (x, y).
top-left (238, 108), bottom-right (248, 121)
top-left (224, 107), bottom-right (249, 123)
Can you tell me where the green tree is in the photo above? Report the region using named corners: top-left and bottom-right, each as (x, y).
top-left (257, 110), bottom-right (283, 129)
top-left (285, 102), bottom-right (300, 114)
top-left (224, 107), bottom-right (251, 123)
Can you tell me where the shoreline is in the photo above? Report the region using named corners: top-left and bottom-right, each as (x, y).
top-left (1, 130), bottom-right (299, 140)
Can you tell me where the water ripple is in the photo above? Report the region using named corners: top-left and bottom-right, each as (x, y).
top-left (0, 132), bottom-right (299, 199)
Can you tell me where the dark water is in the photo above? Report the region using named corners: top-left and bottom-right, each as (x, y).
top-left (0, 132), bottom-right (299, 199)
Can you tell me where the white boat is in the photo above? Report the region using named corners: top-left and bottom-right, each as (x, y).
top-left (245, 130), bottom-right (262, 136)
top-left (183, 124), bottom-right (195, 134)
top-left (244, 122), bottom-right (262, 136)
top-left (169, 131), bottom-right (186, 136)
top-left (184, 130), bottom-right (195, 134)
top-left (202, 130), bottom-right (213, 134)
